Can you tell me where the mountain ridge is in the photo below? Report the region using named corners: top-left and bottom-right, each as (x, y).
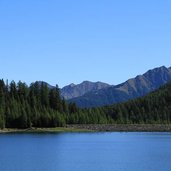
top-left (60, 81), bottom-right (111, 100)
top-left (35, 66), bottom-right (171, 108)
top-left (68, 66), bottom-right (171, 108)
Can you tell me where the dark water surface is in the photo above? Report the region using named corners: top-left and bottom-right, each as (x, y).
top-left (0, 132), bottom-right (171, 171)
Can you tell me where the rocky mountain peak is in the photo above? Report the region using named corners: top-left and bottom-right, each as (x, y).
top-left (68, 83), bottom-right (76, 87)
top-left (68, 66), bottom-right (171, 108)
top-left (61, 81), bottom-right (110, 100)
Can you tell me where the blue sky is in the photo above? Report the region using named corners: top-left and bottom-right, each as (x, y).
top-left (0, 0), bottom-right (170, 87)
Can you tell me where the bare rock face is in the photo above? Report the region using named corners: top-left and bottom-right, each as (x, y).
top-left (60, 81), bottom-right (111, 100)
top-left (68, 66), bottom-right (171, 108)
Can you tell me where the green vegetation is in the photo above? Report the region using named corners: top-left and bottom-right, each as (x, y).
top-left (102, 82), bottom-right (171, 124)
top-left (0, 80), bottom-right (111, 129)
top-left (0, 127), bottom-right (92, 133)
top-left (0, 79), bottom-right (171, 129)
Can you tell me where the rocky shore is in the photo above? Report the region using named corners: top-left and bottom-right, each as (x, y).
top-left (1, 124), bottom-right (171, 133)
top-left (67, 124), bottom-right (171, 132)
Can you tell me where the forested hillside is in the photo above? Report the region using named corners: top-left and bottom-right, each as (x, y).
top-left (0, 79), bottom-right (171, 129)
top-left (0, 80), bottom-right (111, 129)
top-left (103, 82), bottom-right (171, 124)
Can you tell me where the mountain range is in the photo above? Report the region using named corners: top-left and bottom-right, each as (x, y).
top-left (38, 66), bottom-right (171, 108)
top-left (64, 66), bottom-right (171, 107)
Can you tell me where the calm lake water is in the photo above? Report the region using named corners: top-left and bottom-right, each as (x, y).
top-left (0, 132), bottom-right (171, 171)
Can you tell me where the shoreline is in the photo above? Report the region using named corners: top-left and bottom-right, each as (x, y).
top-left (68, 124), bottom-right (171, 132)
top-left (1, 124), bottom-right (171, 133)
top-left (0, 127), bottom-right (92, 134)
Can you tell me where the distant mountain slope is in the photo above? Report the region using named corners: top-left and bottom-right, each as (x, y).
top-left (69, 66), bottom-right (171, 108)
top-left (103, 81), bottom-right (171, 124)
top-left (61, 81), bottom-right (110, 100)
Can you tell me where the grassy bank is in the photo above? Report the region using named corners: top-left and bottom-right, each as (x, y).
top-left (0, 127), bottom-right (92, 134)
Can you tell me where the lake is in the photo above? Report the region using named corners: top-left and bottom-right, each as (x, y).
top-left (0, 132), bottom-right (171, 171)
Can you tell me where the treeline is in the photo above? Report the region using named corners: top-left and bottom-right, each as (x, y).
top-left (0, 79), bottom-right (171, 129)
top-left (102, 82), bottom-right (171, 124)
top-left (0, 80), bottom-right (111, 129)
